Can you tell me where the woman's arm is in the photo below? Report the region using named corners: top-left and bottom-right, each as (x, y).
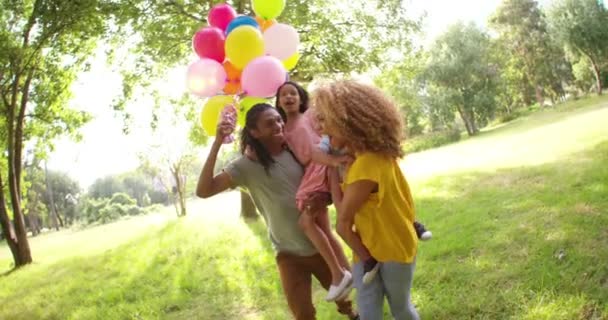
top-left (311, 148), bottom-right (353, 167)
top-left (331, 173), bottom-right (376, 261)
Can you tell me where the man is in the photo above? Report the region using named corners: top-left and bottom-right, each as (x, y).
top-left (196, 103), bottom-right (358, 320)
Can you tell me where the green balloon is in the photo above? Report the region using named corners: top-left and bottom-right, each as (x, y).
top-left (252, 0), bottom-right (286, 20)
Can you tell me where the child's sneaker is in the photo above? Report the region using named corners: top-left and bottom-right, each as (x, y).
top-left (326, 270), bottom-right (353, 301)
top-left (362, 258), bottom-right (380, 284)
top-left (414, 221), bottom-right (432, 241)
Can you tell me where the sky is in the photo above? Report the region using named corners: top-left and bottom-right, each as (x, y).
top-left (46, 0), bottom-right (580, 188)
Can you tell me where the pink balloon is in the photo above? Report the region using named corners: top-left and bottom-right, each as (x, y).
top-left (186, 59), bottom-right (227, 98)
top-left (263, 23), bottom-right (299, 60)
top-left (241, 56), bottom-right (287, 97)
top-left (192, 27), bottom-right (225, 62)
top-left (208, 4), bottom-right (237, 32)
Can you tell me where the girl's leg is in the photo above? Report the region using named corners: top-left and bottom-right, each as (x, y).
top-left (298, 212), bottom-right (345, 285)
top-left (381, 261), bottom-right (420, 320)
top-left (315, 209), bottom-right (350, 271)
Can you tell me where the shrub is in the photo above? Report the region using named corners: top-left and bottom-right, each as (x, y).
top-left (109, 193), bottom-right (137, 206)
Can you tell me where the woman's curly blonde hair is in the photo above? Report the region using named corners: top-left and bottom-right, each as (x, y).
top-left (312, 80), bottom-right (405, 158)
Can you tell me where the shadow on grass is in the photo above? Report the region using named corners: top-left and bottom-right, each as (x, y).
top-left (0, 267), bottom-right (16, 278)
top-left (412, 141), bottom-right (608, 319)
top-left (0, 214), bottom-right (289, 320)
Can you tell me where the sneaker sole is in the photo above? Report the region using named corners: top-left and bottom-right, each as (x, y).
top-left (326, 274), bottom-right (354, 302)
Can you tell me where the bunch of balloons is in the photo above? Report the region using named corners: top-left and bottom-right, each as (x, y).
top-left (186, 0), bottom-right (300, 135)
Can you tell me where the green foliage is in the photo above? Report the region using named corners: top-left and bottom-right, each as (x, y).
top-left (548, 0), bottom-right (608, 94)
top-left (376, 51), bottom-right (426, 137)
top-left (79, 193), bottom-right (143, 225)
top-left (109, 193), bottom-right (136, 206)
top-left (88, 175), bottom-right (124, 200)
top-left (489, 0), bottom-right (572, 106)
top-left (79, 197), bottom-right (110, 224)
top-left (423, 22), bottom-right (499, 136)
top-left (88, 172), bottom-right (167, 206)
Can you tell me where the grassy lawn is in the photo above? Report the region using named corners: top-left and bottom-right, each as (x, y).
top-left (1, 96), bottom-right (607, 319)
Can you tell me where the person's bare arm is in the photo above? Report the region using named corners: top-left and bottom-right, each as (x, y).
top-left (333, 179), bottom-right (376, 261)
top-left (196, 120), bottom-right (235, 198)
top-left (311, 148), bottom-right (353, 167)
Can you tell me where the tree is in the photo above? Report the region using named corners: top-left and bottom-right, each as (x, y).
top-left (489, 0), bottom-right (572, 107)
top-left (137, 101), bottom-right (202, 218)
top-left (23, 160), bottom-right (46, 235)
top-left (375, 51), bottom-right (426, 137)
top-left (0, 0), bottom-right (115, 267)
top-left (423, 22), bottom-right (499, 136)
top-left (43, 169), bottom-right (80, 226)
top-left (548, 0), bottom-right (608, 95)
top-left (88, 175), bottom-right (124, 200)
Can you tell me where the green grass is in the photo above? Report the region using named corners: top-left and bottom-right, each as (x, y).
top-left (1, 95), bottom-right (608, 319)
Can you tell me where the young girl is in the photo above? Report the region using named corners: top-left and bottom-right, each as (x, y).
top-left (275, 81), bottom-right (353, 302)
top-left (313, 80), bottom-right (421, 319)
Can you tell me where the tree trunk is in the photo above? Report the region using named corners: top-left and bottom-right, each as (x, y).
top-left (591, 60), bottom-right (603, 95)
top-left (456, 105), bottom-right (474, 136)
top-left (54, 203), bottom-right (64, 228)
top-left (240, 190), bottom-right (258, 220)
top-left (5, 76), bottom-right (32, 267)
top-left (0, 177), bottom-right (22, 266)
top-left (535, 85), bottom-right (544, 106)
top-left (171, 167), bottom-right (187, 217)
top-left (27, 213), bottom-right (41, 236)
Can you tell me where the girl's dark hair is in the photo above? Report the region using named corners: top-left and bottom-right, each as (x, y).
top-left (240, 103), bottom-right (276, 173)
top-left (275, 81), bottom-right (309, 121)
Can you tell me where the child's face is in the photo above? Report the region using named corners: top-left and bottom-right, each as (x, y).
top-left (316, 111), bottom-right (346, 149)
top-left (278, 84), bottom-right (301, 115)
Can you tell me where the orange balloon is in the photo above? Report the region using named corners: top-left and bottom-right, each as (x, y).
top-left (255, 16), bottom-right (277, 32)
top-left (223, 61), bottom-right (242, 94)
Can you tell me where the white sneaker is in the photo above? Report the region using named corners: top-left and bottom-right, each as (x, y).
top-left (325, 271), bottom-right (353, 301)
top-left (362, 262), bottom-right (380, 285)
top-left (420, 231), bottom-right (432, 241)
top-left (335, 280), bottom-right (353, 301)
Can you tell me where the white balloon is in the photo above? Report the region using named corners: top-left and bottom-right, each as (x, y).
top-left (263, 23), bottom-right (299, 60)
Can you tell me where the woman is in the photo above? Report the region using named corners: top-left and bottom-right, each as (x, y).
top-left (313, 81), bottom-right (420, 320)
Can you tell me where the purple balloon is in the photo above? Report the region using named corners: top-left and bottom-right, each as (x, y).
top-left (241, 56), bottom-right (287, 97)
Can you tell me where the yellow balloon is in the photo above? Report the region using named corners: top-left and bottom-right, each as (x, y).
top-left (225, 26), bottom-right (264, 70)
top-left (201, 95), bottom-right (234, 136)
top-left (252, 0), bottom-right (285, 20)
top-left (237, 96), bottom-right (272, 126)
top-left (282, 52), bottom-right (300, 71)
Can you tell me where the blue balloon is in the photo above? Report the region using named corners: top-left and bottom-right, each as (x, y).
top-left (225, 16), bottom-right (260, 35)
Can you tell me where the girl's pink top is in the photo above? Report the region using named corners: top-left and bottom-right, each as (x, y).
top-left (284, 110), bottom-right (329, 205)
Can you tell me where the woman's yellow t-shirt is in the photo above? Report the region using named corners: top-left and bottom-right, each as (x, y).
top-left (344, 152), bottom-right (418, 264)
